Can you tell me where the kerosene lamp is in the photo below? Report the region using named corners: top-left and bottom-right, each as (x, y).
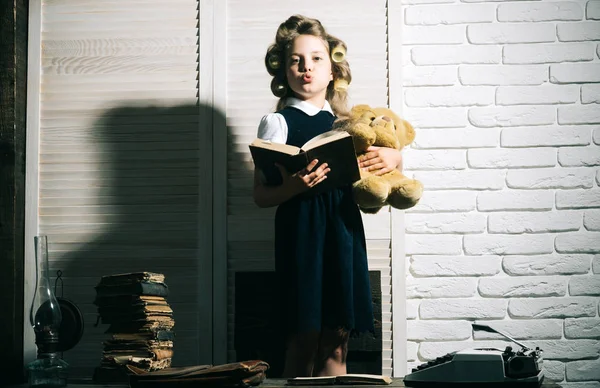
top-left (26, 235), bottom-right (68, 388)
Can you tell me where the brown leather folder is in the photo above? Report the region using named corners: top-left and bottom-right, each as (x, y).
top-left (126, 360), bottom-right (269, 387)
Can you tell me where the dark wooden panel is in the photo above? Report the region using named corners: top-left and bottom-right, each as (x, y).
top-left (0, 0), bottom-right (28, 384)
top-left (234, 271), bottom-right (382, 377)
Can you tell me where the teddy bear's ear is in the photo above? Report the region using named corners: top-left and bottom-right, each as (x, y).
top-left (373, 107), bottom-right (402, 125)
top-left (350, 104), bottom-right (373, 119)
top-left (399, 119), bottom-right (416, 146)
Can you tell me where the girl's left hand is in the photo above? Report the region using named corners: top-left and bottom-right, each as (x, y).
top-left (358, 146), bottom-right (403, 175)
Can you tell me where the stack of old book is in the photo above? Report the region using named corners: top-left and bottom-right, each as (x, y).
top-left (93, 272), bottom-right (175, 382)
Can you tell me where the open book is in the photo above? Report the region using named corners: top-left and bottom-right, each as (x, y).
top-left (287, 374), bottom-right (393, 385)
top-left (249, 129), bottom-right (360, 195)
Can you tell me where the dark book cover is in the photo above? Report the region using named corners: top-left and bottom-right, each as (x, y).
top-left (100, 312), bottom-right (174, 325)
top-left (98, 272), bottom-right (165, 286)
top-left (249, 130), bottom-right (360, 195)
top-left (94, 295), bottom-right (168, 308)
top-left (111, 330), bottom-right (176, 342)
top-left (98, 304), bottom-right (172, 316)
top-left (95, 281), bottom-right (169, 298)
top-left (106, 320), bottom-right (175, 333)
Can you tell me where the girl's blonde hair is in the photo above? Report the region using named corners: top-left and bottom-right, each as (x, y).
top-left (265, 15), bottom-right (352, 118)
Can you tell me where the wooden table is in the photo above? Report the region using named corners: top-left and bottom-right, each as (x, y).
top-left (8, 378), bottom-right (563, 387)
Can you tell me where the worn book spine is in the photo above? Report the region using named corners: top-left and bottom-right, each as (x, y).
top-left (95, 281), bottom-right (169, 298)
top-left (98, 272), bottom-right (165, 286)
top-left (94, 295), bottom-right (168, 307)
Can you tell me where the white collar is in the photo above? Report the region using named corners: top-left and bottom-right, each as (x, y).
top-left (285, 97), bottom-right (334, 116)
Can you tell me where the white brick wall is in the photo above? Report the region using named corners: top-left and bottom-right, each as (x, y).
top-left (401, 0), bottom-right (600, 384)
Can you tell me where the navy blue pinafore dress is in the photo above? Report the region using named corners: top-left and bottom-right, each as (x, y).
top-left (274, 106), bottom-right (374, 338)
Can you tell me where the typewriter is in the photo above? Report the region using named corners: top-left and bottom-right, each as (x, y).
top-left (404, 323), bottom-right (544, 387)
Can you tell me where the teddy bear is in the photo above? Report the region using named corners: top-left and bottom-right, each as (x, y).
top-left (333, 104), bottom-right (423, 214)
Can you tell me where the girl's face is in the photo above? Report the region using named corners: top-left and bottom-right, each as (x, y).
top-left (285, 34), bottom-right (333, 106)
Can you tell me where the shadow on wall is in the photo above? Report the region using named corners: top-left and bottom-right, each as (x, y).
top-left (49, 103), bottom-right (225, 377)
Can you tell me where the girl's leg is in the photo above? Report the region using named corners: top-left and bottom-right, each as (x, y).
top-left (282, 331), bottom-right (320, 378)
top-left (313, 327), bottom-right (350, 377)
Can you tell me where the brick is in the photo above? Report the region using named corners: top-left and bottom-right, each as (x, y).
top-left (460, 64), bottom-right (548, 86)
top-left (406, 234), bottom-right (463, 255)
top-left (555, 231), bottom-right (600, 252)
top-left (407, 320), bottom-right (472, 341)
top-left (420, 299), bottom-right (507, 319)
top-left (418, 340), bottom-right (511, 360)
top-left (403, 25), bottom-right (465, 45)
top-left (488, 211), bottom-right (582, 233)
top-left (544, 360), bottom-right (566, 382)
top-left (559, 105), bottom-right (600, 124)
top-left (406, 213), bottom-right (486, 234)
top-left (566, 360), bottom-right (600, 381)
top-left (551, 63), bottom-right (600, 83)
top-left (584, 210), bottom-right (600, 231)
top-left (403, 149), bottom-right (467, 170)
top-left (403, 65), bottom-right (457, 87)
top-left (412, 128), bottom-right (499, 149)
top-left (468, 148), bottom-right (556, 168)
top-left (412, 45), bottom-right (500, 65)
top-left (559, 146), bottom-right (600, 167)
top-left (506, 168), bottom-right (594, 189)
top-left (405, 86), bottom-right (494, 107)
top-left (407, 300), bottom-right (419, 319)
top-left (557, 22), bottom-right (600, 41)
top-left (413, 170), bottom-right (505, 190)
top-left (558, 382), bottom-right (600, 388)
top-left (407, 341), bottom-right (418, 362)
top-left (501, 126), bottom-right (592, 147)
top-left (503, 42), bottom-right (595, 64)
top-left (582, 84), bottom-right (600, 104)
top-left (472, 319), bottom-right (563, 340)
top-left (408, 190), bottom-right (477, 213)
top-left (464, 234), bottom-right (554, 255)
top-left (477, 190), bottom-right (554, 211)
top-left (467, 23), bottom-right (556, 44)
top-left (595, 128), bottom-right (600, 144)
top-left (401, 0), bottom-right (455, 3)
top-left (407, 277), bottom-right (477, 298)
top-left (469, 106), bottom-right (555, 128)
top-left (498, 2), bottom-right (584, 22)
top-left (588, 0), bottom-right (600, 19)
top-left (479, 276), bottom-right (567, 297)
top-left (569, 275), bottom-right (600, 295)
top-left (565, 318), bottom-right (600, 338)
top-left (558, 383), bottom-right (600, 388)
top-left (503, 254), bottom-right (592, 276)
top-left (592, 255), bottom-right (600, 273)
top-left (404, 107), bottom-right (467, 128)
top-left (496, 85), bottom-right (579, 105)
top-left (539, 339), bottom-right (600, 359)
top-left (405, 4), bottom-right (495, 25)
top-left (411, 255), bottom-right (501, 276)
top-left (557, 189), bottom-right (600, 209)
top-left (508, 297), bottom-right (597, 318)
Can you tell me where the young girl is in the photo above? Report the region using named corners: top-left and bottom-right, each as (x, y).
top-left (253, 15), bottom-right (403, 378)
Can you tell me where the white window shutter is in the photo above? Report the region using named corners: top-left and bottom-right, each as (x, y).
top-left (38, 0), bottom-right (202, 376)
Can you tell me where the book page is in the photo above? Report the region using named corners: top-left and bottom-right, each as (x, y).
top-left (250, 138), bottom-right (300, 155)
top-left (301, 129), bottom-right (349, 151)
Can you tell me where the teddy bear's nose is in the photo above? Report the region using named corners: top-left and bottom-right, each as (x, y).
top-left (381, 116), bottom-right (391, 122)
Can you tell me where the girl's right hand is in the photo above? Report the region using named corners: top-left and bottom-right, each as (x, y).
top-left (276, 159), bottom-right (330, 194)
